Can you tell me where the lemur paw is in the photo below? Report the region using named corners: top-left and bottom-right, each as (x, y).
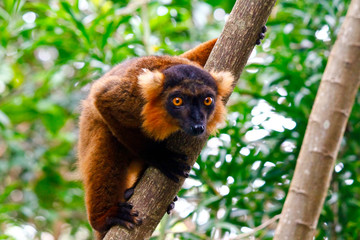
top-left (157, 159), bottom-right (191, 183)
top-left (105, 202), bottom-right (142, 230)
top-left (256, 25), bottom-right (267, 45)
top-left (143, 143), bottom-right (191, 183)
top-left (171, 151), bottom-right (188, 162)
top-left (167, 196), bottom-right (178, 214)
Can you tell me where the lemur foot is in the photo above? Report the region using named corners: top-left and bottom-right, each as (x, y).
top-left (167, 196), bottom-right (179, 214)
top-left (105, 202), bottom-right (142, 230)
top-left (256, 25), bottom-right (267, 45)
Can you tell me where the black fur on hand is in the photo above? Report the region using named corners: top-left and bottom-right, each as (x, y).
top-left (142, 142), bottom-right (191, 183)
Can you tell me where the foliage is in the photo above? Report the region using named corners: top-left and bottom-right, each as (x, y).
top-left (0, 0), bottom-right (357, 239)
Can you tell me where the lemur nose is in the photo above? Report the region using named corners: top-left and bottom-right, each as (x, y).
top-left (191, 125), bottom-right (205, 135)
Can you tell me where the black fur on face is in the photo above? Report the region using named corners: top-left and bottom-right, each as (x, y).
top-left (163, 64), bottom-right (218, 92)
top-left (162, 64), bottom-right (218, 136)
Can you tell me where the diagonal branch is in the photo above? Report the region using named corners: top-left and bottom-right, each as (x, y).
top-left (274, 0), bottom-right (360, 239)
top-left (104, 0), bottom-right (276, 239)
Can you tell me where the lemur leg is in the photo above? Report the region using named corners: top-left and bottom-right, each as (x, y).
top-left (80, 121), bottom-right (142, 239)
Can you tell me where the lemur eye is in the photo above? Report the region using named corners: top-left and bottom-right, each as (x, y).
top-left (172, 97), bottom-right (183, 106)
top-left (204, 97), bottom-right (213, 106)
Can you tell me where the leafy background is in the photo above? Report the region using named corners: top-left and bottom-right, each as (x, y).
top-left (0, 0), bottom-right (358, 239)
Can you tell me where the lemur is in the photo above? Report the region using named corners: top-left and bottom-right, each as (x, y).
top-left (78, 28), bottom-right (266, 239)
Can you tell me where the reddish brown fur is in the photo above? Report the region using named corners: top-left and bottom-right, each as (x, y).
top-left (141, 98), bottom-right (180, 140)
top-left (78, 38), bottom-right (233, 239)
top-left (138, 70), bottom-right (181, 140)
top-left (180, 39), bottom-right (217, 66)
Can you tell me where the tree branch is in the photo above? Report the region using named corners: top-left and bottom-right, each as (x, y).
top-left (230, 214), bottom-right (281, 240)
top-left (104, 0), bottom-right (276, 239)
top-left (274, 0), bottom-right (360, 239)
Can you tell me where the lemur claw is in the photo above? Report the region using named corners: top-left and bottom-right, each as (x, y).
top-left (105, 202), bottom-right (142, 231)
top-left (256, 25), bottom-right (267, 45)
top-left (124, 187), bottom-right (135, 201)
top-left (167, 196), bottom-right (179, 214)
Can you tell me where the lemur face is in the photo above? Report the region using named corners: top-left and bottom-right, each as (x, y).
top-left (138, 64), bottom-right (234, 141)
top-left (162, 64), bottom-right (219, 136)
top-left (163, 84), bottom-right (216, 136)
top-left (164, 87), bottom-right (216, 136)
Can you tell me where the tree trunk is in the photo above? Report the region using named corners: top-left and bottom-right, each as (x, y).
top-left (104, 0), bottom-right (276, 239)
top-left (274, 0), bottom-right (360, 239)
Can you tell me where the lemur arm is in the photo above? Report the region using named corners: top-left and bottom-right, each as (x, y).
top-left (90, 77), bottom-right (150, 156)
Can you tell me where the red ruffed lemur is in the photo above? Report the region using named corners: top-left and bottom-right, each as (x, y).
top-left (78, 28), bottom-right (266, 240)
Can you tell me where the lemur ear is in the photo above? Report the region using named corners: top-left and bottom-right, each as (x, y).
top-left (210, 71), bottom-right (235, 97)
top-left (138, 70), bottom-right (165, 101)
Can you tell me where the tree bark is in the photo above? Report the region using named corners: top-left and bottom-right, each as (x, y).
top-left (104, 0), bottom-right (276, 239)
top-left (274, 1), bottom-right (360, 239)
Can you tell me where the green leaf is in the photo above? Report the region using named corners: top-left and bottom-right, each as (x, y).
top-left (60, 1), bottom-right (90, 45)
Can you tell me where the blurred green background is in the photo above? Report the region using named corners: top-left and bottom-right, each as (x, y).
top-left (0, 0), bottom-right (359, 239)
